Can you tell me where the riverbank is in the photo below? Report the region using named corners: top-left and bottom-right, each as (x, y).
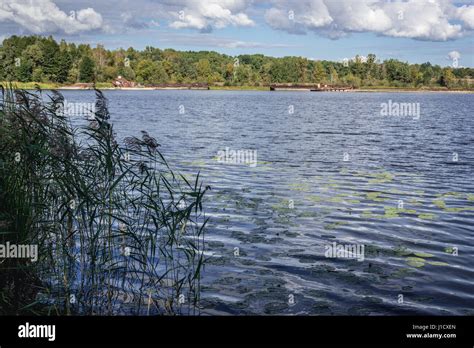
top-left (2, 82), bottom-right (474, 93)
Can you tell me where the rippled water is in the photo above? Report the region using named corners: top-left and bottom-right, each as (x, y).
top-left (61, 90), bottom-right (474, 315)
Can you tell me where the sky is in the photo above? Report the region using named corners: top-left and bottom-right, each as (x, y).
top-left (0, 0), bottom-right (473, 67)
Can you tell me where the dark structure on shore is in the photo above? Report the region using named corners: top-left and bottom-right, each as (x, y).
top-left (269, 83), bottom-right (354, 91)
top-left (112, 76), bottom-right (137, 88)
top-left (145, 83), bottom-right (210, 90)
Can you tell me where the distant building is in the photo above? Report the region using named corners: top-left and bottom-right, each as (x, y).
top-left (112, 76), bottom-right (136, 88)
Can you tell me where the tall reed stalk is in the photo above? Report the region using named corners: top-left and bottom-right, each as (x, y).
top-left (0, 85), bottom-right (209, 315)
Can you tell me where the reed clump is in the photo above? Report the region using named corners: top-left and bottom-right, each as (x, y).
top-left (0, 85), bottom-right (209, 315)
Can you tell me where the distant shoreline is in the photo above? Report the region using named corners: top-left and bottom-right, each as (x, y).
top-left (3, 83), bottom-right (473, 93)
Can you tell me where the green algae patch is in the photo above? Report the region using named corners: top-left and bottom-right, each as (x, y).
top-left (444, 207), bottom-right (474, 213)
top-left (393, 246), bottom-right (412, 257)
top-left (406, 257), bottom-right (425, 268)
top-left (418, 213), bottom-right (436, 220)
top-left (437, 192), bottom-right (463, 198)
top-left (307, 195), bottom-right (323, 203)
top-left (413, 252), bottom-right (434, 258)
top-left (368, 172), bottom-right (394, 184)
top-left (328, 196), bottom-right (344, 203)
top-left (383, 207), bottom-right (400, 218)
top-left (288, 182), bottom-right (311, 192)
top-left (433, 199), bottom-right (446, 209)
top-left (361, 211), bottom-right (374, 218)
top-left (189, 160), bottom-right (207, 166)
top-left (381, 207), bottom-right (417, 218)
top-left (347, 199), bottom-right (361, 204)
top-left (391, 267), bottom-right (415, 278)
top-left (270, 200), bottom-right (294, 212)
top-left (467, 194), bottom-right (474, 201)
top-left (324, 221), bottom-right (349, 230)
top-left (366, 191), bottom-right (387, 202)
top-left (409, 198), bottom-right (423, 205)
top-left (427, 261), bottom-right (449, 266)
top-left (444, 247), bottom-right (457, 254)
top-left (361, 208), bottom-right (412, 219)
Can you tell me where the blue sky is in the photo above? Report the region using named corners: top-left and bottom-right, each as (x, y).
top-left (1, 0), bottom-right (473, 67)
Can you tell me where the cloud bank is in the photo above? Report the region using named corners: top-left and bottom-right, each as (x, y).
top-left (264, 0), bottom-right (474, 41)
top-left (0, 0), bottom-right (473, 42)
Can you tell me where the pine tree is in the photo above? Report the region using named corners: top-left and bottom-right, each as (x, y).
top-left (79, 56), bottom-right (95, 83)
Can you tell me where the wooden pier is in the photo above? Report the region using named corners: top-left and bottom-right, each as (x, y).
top-left (269, 83), bottom-right (353, 92)
top-left (145, 83), bottom-right (210, 90)
top-left (311, 85), bottom-right (354, 92)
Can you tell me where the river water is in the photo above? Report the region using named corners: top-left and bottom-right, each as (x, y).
top-left (61, 90), bottom-right (474, 315)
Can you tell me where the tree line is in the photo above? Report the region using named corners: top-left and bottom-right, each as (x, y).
top-left (0, 35), bottom-right (472, 88)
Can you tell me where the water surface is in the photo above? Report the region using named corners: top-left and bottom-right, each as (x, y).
top-left (62, 90), bottom-right (474, 315)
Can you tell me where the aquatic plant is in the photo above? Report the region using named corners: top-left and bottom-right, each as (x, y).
top-left (0, 85), bottom-right (209, 315)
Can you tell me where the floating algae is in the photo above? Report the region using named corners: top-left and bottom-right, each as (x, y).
top-left (307, 195), bottom-right (323, 203)
top-left (409, 198), bottom-right (423, 205)
top-left (324, 221), bottom-right (349, 230)
top-left (298, 210), bottom-right (322, 218)
top-left (406, 257), bottom-right (426, 268)
top-left (427, 261), bottom-right (449, 266)
top-left (433, 199), bottom-right (447, 209)
top-left (385, 207), bottom-right (417, 216)
top-left (444, 247), bottom-right (457, 254)
top-left (361, 210), bottom-right (374, 218)
top-left (383, 207), bottom-right (400, 218)
top-left (270, 199), bottom-right (294, 212)
top-left (362, 207), bottom-right (418, 219)
top-left (393, 246), bottom-right (412, 257)
top-left (436, 191), bottom-right (463, 198)
top-left (368, 172), bottom-right (394, 184)
top-left (413, 252), bottom-right (434, 258)
top-left (406, 254), bottom-right (448, 268)
top-left (467, 194), bottom-right (474, 201)
top-left (186, 160), bottom-right (207, 166)
top-left (327, 196), bottom-right (344, 203)
top-left (444, 207), bottom-right (474, 213)
top-left (347, 199), bottom-right (361, 204)
top-left (418, 213), bottom-right (436, 220)
top-left (366, 191), bottom-right (387, 202)
top-left (306, 193), bottom-right (360, 205)
top-left (391, 267), bottom-right (415, 278)
top-left (288, 182), bottom-right (311, 192)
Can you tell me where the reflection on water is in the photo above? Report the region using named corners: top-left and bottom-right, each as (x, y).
top-left (64, 90), bottom-right (474, 315)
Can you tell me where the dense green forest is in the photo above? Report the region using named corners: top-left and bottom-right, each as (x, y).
top-left (1, 35), bottom-right (473, 88)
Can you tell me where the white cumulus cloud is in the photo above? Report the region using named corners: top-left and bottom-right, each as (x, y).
top-left (169, 0), bottom-right (254, 32)
top-left (0, 0), bottom-right (103, 34)
top-left (447, 50), bottom-right (461, 60)
top-left (455, 4), bottom-right (474, 30)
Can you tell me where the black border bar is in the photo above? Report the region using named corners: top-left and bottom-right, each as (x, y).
top-left (0, 316), bottom-right (472, 346)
